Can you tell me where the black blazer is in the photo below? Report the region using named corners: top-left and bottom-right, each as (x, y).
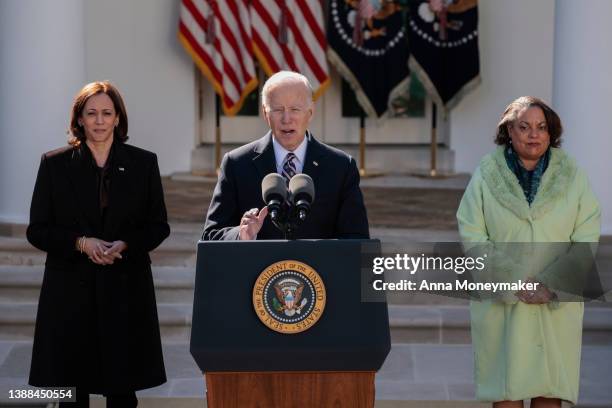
top-left (26, 142), bottom-right (169, 393)
top-left (202, 132), bottom-right (369, 240)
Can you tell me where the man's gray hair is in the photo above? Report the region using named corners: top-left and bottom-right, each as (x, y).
top-left (261, 71), bottom-right (314, 110)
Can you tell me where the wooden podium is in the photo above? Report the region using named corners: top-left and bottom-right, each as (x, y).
top-left (191, 240), bottom-right (390, 408)
top-left (205, 372), bottom-right (374, 407)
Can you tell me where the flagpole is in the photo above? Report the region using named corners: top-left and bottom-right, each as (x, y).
top-left (358, 110), bottom-right (382, 178)
top-left (430, 101), bottom-right (437, 177)
top-left (359, 111), bottom-right (366, 177)
top-left (215, 94), bottom-right (221, 174)
top-left (413, 100), bottom-right (456, 179)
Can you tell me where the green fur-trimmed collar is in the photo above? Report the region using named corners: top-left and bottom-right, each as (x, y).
top-left (480, 146), bottom-right (577, 220)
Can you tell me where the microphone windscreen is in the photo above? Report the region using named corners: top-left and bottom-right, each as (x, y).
top-left (262, 173), bottom-right (287, 202)
top-left (289, 174), bottom-right (315, 204)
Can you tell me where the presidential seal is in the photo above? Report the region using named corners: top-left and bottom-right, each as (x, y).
top-left (252, 260), bottom-right (326, 334)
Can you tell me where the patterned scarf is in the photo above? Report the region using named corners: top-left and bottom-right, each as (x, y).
top-left (504, 145), bottom-right (550, 206)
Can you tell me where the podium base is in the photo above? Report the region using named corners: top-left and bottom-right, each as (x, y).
top-left (205, 371), bottom-right (375, 408)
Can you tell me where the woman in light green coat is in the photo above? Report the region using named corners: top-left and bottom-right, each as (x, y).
top-left (456, 96), bottom-right (600, 408)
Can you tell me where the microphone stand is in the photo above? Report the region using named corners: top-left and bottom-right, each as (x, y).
top-left (270, 218), bottom-right (294, 240)
top-left (270, 205), bottom-right (302, 241)
top-left (284, 224), bottom-right (294, 241)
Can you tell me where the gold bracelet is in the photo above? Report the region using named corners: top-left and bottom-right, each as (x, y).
top-left (79, 236), bottom-right (87, 253)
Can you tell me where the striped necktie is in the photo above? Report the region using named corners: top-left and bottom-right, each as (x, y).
top-left (282, 152), bottom-right (297, 185)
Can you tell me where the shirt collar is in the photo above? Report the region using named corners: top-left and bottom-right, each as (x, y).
top-left (272, 131), bottom-right (309, 168)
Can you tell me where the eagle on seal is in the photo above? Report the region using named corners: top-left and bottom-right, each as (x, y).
top-left (273, 282), bottom-right (307, 317)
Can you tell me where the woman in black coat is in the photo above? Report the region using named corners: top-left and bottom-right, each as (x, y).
top-left (26, 81), bottom-right (170, 407)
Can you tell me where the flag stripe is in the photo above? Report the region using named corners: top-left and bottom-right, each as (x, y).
top-left (298, 1), bottom-right (326, 48)
top-left (235, 0), bottom-right (256, 46)
top-left (183, 0), bottom-right (208, 31)
top-left (228, 1), bottom-right (257, 72)
top-left (179, 0), bottom-right (258, 115)
top-left (292, 2), bottom-right (328, 71)
top-left (189, 0), bottom-right (243, 96)
top-left (286, 31), bottom-right (317, 83)
top-left (251, 0), bottom-right (299, 71)
top-left (250, 10), bottom-right (286, 72)
top-left (178, 21), bottom-right (233, 109)
top-left (210, 1), bottom-right (253, 84)
top-left (284, 4), bottom-right (327, 82)
top-left (252, 30), bottom-right (282, 73)
top-left (182, 0), bottom-right (227, 90)
top-left (179, 6), bottom-right (221, 83)
top-left (250, 0), bottom-right (329, 98)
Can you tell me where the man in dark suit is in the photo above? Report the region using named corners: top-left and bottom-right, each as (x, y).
top-left (202, 71), bottom-right (369, 240)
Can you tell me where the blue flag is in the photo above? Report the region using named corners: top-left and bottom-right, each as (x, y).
top-left (327, 0), bottom-right (411, 118)
top-left (407, 0), bottom-right (481, 111)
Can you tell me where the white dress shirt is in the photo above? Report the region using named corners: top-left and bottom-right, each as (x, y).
top-left (272, 132), bottom-right (309, 174)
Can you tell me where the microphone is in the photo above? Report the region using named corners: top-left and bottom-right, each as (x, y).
top-left (288, 174), bottom-right (315, 222)
top-left (261, 173), bottom-right (287, 223)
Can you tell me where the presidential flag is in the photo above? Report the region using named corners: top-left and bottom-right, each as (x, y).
top-left (250, 0), bottom-right (330, 99)
top-left (327, 0), bottom-right (411, 118)
top-left (179, 0), bottom-right (258, 115)
top-left (408, 0), bottom-right (480, 111)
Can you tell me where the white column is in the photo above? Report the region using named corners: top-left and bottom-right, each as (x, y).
top-left (553, 0), bottom-right (612, 234)
top-left (0, 0), bottom-right (86, 224)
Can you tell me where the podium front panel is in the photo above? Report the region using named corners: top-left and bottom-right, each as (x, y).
top-left (190, 239), bottom-right (390, 372)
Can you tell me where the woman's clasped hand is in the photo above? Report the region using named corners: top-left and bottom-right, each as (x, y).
top-left (77, 237), bottom-right (127, 265)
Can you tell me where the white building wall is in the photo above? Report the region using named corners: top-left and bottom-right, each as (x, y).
top-left (449, 0), bottom-right (556, 173)
top-left (84, 0), bottom-right (196, 176)
top-left (553, 0), bottom-right (612, 234)
top-left (0, 0), bottom-right (86, 223)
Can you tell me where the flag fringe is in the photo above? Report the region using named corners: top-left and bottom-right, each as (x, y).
top-left (328, 48), bottom-right (411, 122)
top-left (409, 55), bottom-right (481, 116)
top-left (327, 48), bottom-right (377, 119)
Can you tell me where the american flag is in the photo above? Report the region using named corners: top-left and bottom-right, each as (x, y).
top-left (179, 0), bottom-right (258, 115)
top-left (250, 0), bottom-right (330, 99)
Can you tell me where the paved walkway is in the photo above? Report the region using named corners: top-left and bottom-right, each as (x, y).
top-left (1, 341), bottom-right (611, 406)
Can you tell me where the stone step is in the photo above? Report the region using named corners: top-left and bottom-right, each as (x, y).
top-left (10, 225), bottom-right (610, 246)
top-left (0, 237), bottom-right (198, 268)
top-left (1, 302), bottom-right (611, 345)
top-left (0, 227), bottom-right (435, 265)
top-left (388, 304), bottom-right (612, 345)
top-left (0, 265), bottom-right (196, 303)
top-left (3, 226), bottom-right (612, 266)
top-left (0, 303), bottom-right (193, 342)
top-left (3, 226), bottom-right (611, 257)
top-left (2, 265), bottom-right (610, 306)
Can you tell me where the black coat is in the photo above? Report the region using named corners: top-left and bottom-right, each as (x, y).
top-left (202, 132), bottom-right (369, 240)
top-left (26, 142), bottom-right (170, 394)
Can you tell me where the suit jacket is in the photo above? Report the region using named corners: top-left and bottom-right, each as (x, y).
top-left (202, 132), bottom-right (369, 240)
top-left (26, 142), bottom-right (169, 393)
